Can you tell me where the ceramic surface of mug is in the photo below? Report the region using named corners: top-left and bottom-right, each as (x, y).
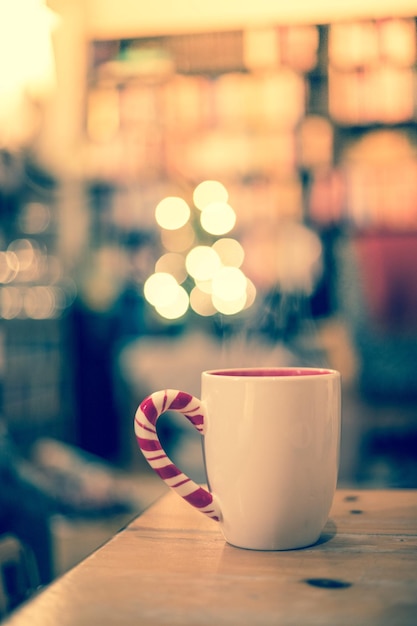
top-left (135, 367), bottom-right (341, 550)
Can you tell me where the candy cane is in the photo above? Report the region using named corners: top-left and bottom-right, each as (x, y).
top-left (134, 389), bottom-right (221, 521)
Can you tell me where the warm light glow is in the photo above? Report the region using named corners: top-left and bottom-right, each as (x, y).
top-left (200, 201), bottom-right (236, 235)
top-left (282, 25), bottom-right (320, 72)
top-left (195, 278), bottom-right (213, 294)
top-left (19, 202), bottom-right (51, 234)
top-left (185, 246), bottom-right (222, 281)
top-left (329, 22), bottom-right (379, 68)
top-left (150, 182), bottom-right (255, 319)
top-left (193, 180), bottom-right (229, 210)
top-left (380, 19), bottom-right (416, 66)
top-left (243, 28), bottom-right (280, 69)
top-left (0, 286), bottom-right (22, 319)
top-left (85, 1), bottom-right (417, 40)
top-left (161, 223), bottom-right (195, 252)
top-left (0, 240), bottom-right (73, 319)
top-left (298, 116), bottom-right (333, 168)
top-left (155, 196), bottom-right (191, 230)
top-left (212, 292), bottom-right (247, 315)
top-left (144, 271), bottom-right (189, 319)
top-left (7, 239), bottom-right (38, 272)
top-left (209, 265), bottom-right (255, 315)
top-left (342, 129), bottom-right (417, 229)
top-left (244, 278), bottom-right (257, 309)
top-left (155, 252), bottom-right (187, 284)
top-left (23, 286), bottom-right (56, 319)
top-left (144, 272), bottom-right (180, 307)
top-left (257, 70), bottom-right (305, 128)
top-left (212, 266), bottom-right (247, 302)
top-left (155, 285), bottom-right (189, 319)
top-left (190, 286), bottom-right (216, 316)
top-left (329, 65), bottom-right (415, 124)
top-left (0, 0), bottom-right (59, 147)
top-left (328, 18), bottom-right (416, 125)
top-left (212, 238), bottom-right (244, 268)
top-left (87, 88), bottom-right (120, 142)
top-left (0, 252), bottom-right (19, 283)
top-left (329, 19), bottom-right (416, 69)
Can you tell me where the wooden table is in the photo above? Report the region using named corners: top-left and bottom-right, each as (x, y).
top-left (4, 489), bottom-right (417, 626)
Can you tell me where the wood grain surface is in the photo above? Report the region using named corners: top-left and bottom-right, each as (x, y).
top-left (4, 489), bottom-right (417, 626)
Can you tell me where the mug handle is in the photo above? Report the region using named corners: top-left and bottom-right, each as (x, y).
top-left (134, 389), bottom-right (221, 521)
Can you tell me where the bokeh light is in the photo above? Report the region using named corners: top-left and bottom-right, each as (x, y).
top-left (154, 285), bottom-right (189, 320)
top-left (155, 196), bottom-right (191, 230)
top-left (200, 201), bottom-right (236, 235)
top-left (0, 237), bottom-right (75, 319)
top-left (212, 292), bottom-right (247, 315)
top-left (0, 286), bottom-right (22, 319)
top-left (244, 278), bottom-right (257, 309)
top-left (195, 278), bottom-right (213, 294)
top-left (150, 181), bottom-right (257, 319)
top-left (185, 246), bottom-right (222, 281)
top-left (212, 266), bottom-right (247, 302)
top-left (212, 238), bottom-right (244, 267)
top-left (23, 286), bottom-right (56, 319)
top-left (19, 202), bottom-right (51, 234)
top-left (190, 286), bottom-right (217, 316)
top-left (160, 222), bottom-right (195, 252)
top-left (8, 238), bottom-right (37, 272)
top-left (144, 272), bottom-right (180, 307)
top-left (155, 252), bottom-right (187, 284)
top-left (0, 251), bottom-right (19, 283)
top-left (193, 180), bottom-right (229, 210)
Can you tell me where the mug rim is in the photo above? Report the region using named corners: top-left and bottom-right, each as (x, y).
top-left (203, 367), bottom-right (340, 378)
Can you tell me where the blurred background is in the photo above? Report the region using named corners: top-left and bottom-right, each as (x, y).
top-left (1, 0), bottom-right (417, 604)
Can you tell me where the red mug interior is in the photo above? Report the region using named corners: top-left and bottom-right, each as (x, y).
top-left (209, 368), bottom-right (334, 377)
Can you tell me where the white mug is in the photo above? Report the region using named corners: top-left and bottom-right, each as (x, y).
top-left (135, 367), bottom-right (341, 551)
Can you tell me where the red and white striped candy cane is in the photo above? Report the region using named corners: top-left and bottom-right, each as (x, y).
top-left (134, 389), bottom-right (221, 521)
